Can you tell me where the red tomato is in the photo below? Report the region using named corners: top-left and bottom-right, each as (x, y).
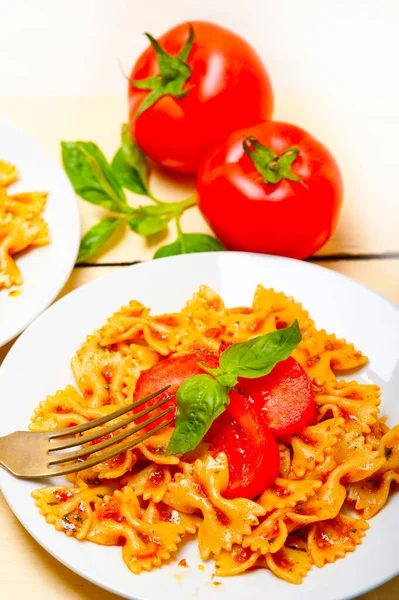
top-left (209, 390), bottom-right (280, 499)
top-left (128, 21), bottom-right (273, 173)
top-left (133, 351), bottom-right (219, 429)
top-left (237, 357), bottom-right (317, 438)
top-left (197, 121), bottom-right (343, 259)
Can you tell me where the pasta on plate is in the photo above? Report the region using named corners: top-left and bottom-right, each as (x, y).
top-left (31, 285), bottom-right (398, 583)
top-left (0, 160), bottom-right (50, 290)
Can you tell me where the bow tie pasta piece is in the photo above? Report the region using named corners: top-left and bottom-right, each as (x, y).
top-left (183, 285), bottom-right (227, 323)
top-left (258, 479), bottom-right (322, 512)
top-left (138, 428), bottom-right (180, 465)
top-left (178, 286), bottom-right (230, 352)
top-left (287, 445), bottom-right (386, 526)
top-left (116, 487), bottom-right (186, 573)
top-left (252, 285), bottom-right (313, 331)
top-left (29, 385), bottom-right (95, 431)
top-left (315, 380), bottom-right (381, 434)
top-left (122, 464), bottom-right (172, 503)
top-left (308, 513), bottom-right (369, 568)
top-left (6, 191), bottom-right (47, 218)
top-left (143, 500), bottom-right (202, 535)
top-left (331, 429), bottom-right (368, 465)
top-left (88, 487), bottom-right (186, 573)
top-left (345, 424), bottom-right (399, 518)
top-left (378, 424), bottom-right (399, 473)
top-left (0, 160), bottom-right (18, 186)
top-left (98, 300), bottom-right (187, 355)
top-left (242, 509), bottom-right (288, 555)
top-left (32, 485), bottom-right (113, 540)
top-left (340, 445), bottom-right (386, 484)
top-left (165, 453), bottom-right (265, 559)
top-left (91, 448), bottom-right (139, 480)
top-left (290, 417), bottom-right (345, 478)
top-left (347, 470), bottom-right (399, 519)
top-left (300, 453), bottom-right (337, 482)
top-left (72, 343), bottom-right (138, 408)
top-left (265, 539), bottom-right (313, 584)
top-left (73, 334), bottom-right (160, 410)
top-left (214, 545), bottom-right (261, 576)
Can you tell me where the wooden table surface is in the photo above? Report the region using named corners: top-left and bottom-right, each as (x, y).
top-left (1, 1), bottom-right (399, 598)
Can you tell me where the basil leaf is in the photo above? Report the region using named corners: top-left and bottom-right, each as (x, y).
top-left (166, 374), bottom-right (229, 456)
top-left (112, 149), bottom-right (148, 196)
top-left (77, 218), bottom-right (124, 263)
top-left (62, 141), bottom-right (132, 214)
top-left (154, 233), bottom-right (224, 259)
top-left (128, 203), bottom-right (178, 236)
top-left (128, 213), bottom-right (171, 236)
top-left (111, 124), bottom-right (149, 196)
top-left (220, 320), bottom-right (301, 380)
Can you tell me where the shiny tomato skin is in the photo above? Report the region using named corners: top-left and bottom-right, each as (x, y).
top-left (133, 352), bottom-right (219, 429)
top-left (237, 357), bottom-right (317, 438)
top-left (128, 21), bottom-right (273, 173)
top-left (209, 391), bottom-right (280, 499)
top-left (197, 121), bottom-right (343, 259)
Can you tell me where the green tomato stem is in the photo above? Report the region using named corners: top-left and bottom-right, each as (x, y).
top-left (147, 191), bottom-right (163, 205)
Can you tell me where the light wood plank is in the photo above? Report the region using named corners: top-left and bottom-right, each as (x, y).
top-left (1, 96), bottom-right (398, 262)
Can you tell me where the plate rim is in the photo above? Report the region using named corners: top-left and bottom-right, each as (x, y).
top-left (0, 251), bottom-right (398, 600)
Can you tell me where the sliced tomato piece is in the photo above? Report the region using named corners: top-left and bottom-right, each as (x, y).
top-left (237, 357), bottom-right (317, 439)
top-left (209, 390), bottom-right (280, 500)
top-left (133, 351), bottom-right (219, 429)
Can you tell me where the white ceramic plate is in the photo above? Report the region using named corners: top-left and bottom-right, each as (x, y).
top-left (0, 119), bottom-right (80, 346)
top-left (0, 252), bottom-right (398, 600)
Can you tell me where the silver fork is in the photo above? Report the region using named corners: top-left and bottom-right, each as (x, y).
top-left (0, 386), bottom-right (174, 479)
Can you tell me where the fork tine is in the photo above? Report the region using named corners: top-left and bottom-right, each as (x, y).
top-left (47, 385), bottom-right (170, 439)
top-left (48, 404), bottom-right (174, 464)
top-left (49, 395), bottom-right (174, 451)
top-left (48, 417), bottom-right (175, 476)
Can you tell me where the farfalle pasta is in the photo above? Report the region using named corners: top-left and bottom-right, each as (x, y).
top-left (31, 286), bottom-right (398, 583)
top-left (0, 160), bottom-right (50, 290)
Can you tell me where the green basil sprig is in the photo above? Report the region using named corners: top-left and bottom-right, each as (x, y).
top-left (166, 320), bottom-right (301, 456)
top-left (62, 124), bottom-right (222, 263)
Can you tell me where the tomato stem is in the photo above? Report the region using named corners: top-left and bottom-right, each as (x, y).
top-left (243, 137), bottom-right (305, 186)
top-left (129, 24), bottom-right (195, 119)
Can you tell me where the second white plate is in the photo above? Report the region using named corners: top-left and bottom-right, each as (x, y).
top-left (0, 119), bottom-right (80, 346)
